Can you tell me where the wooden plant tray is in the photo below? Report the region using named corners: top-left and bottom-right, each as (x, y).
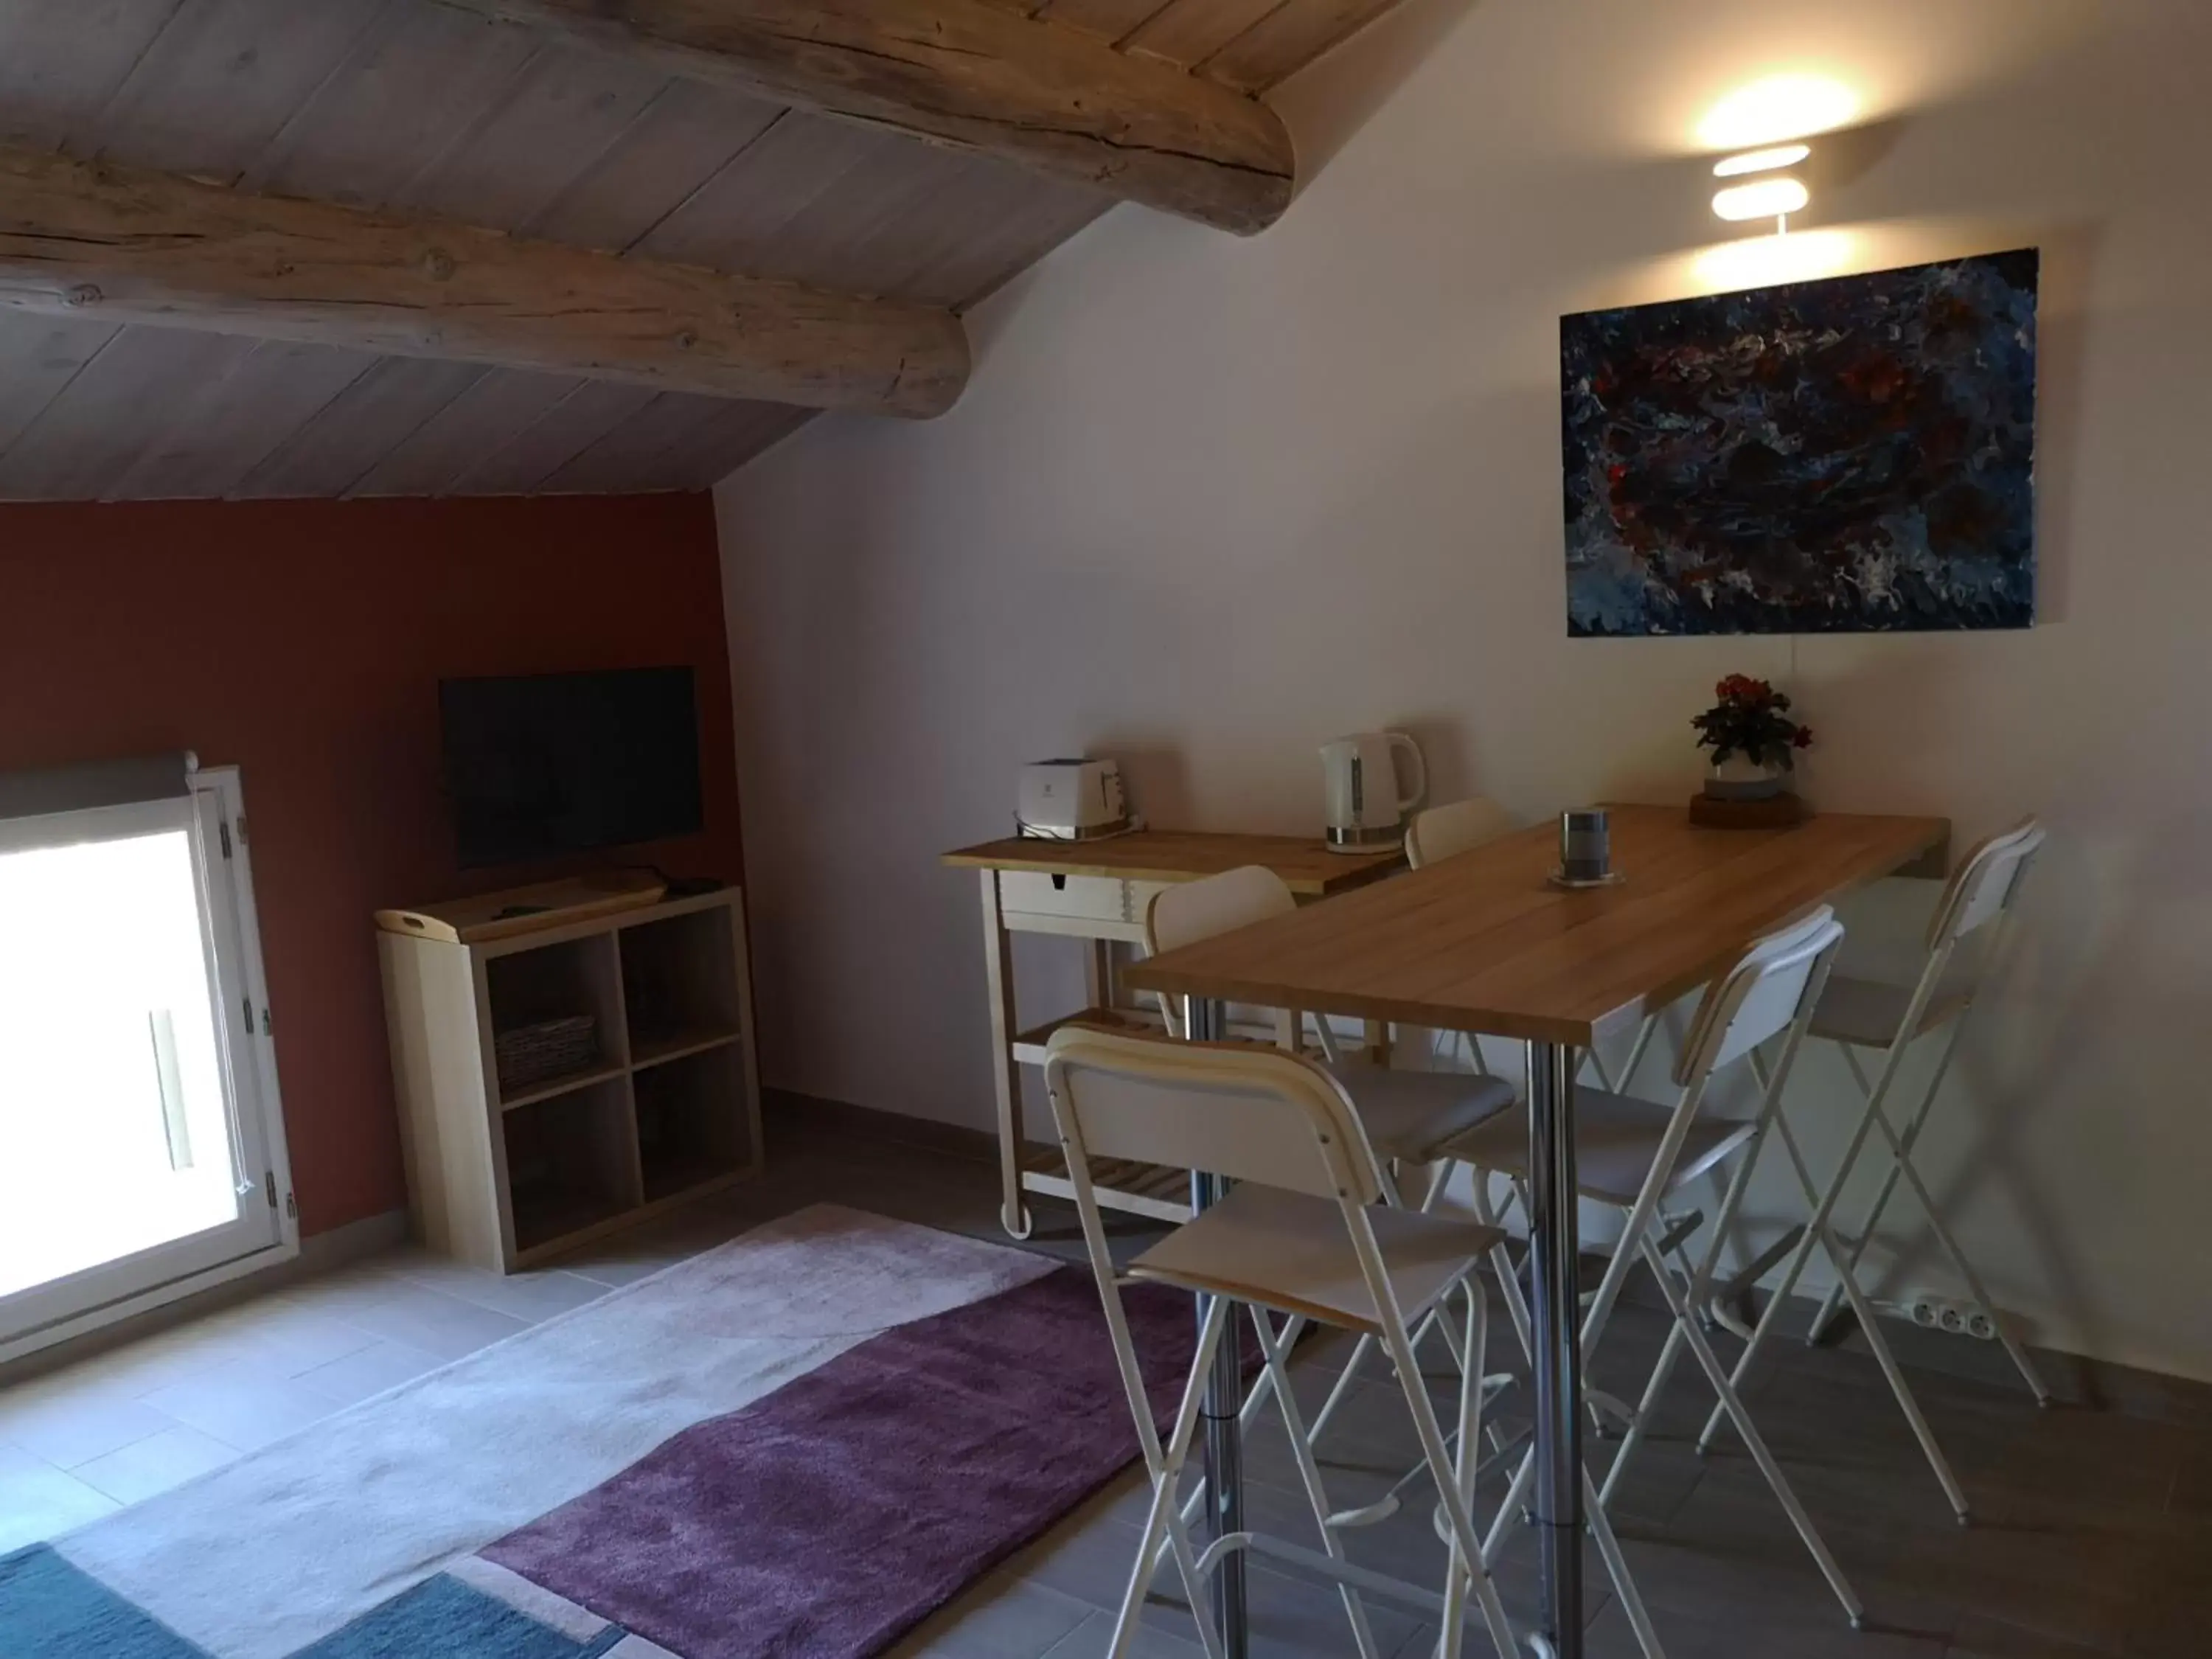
top-left (1688, 792), bottom-right (1810, 830)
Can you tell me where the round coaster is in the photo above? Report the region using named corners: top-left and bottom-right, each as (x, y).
top-left (1547, 868), bottom-right (1627, 891)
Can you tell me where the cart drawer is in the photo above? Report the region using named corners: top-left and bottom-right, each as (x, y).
top-left (1000, 872), bottom-right (1131, 922)
top-left (998, 872), bottom-right (1170, 928)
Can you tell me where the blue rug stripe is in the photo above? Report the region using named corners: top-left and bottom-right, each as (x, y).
top-left (0, 1544), bottom-right (209, 1658)
top-left (295, 1573), bottom-right (626, 1659)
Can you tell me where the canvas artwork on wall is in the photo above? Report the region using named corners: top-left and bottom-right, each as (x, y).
top-left (1561, 248), bottom-right (2039, 636)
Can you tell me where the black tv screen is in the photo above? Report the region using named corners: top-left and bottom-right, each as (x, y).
top-left (440, 668), bottom-right (703, 868)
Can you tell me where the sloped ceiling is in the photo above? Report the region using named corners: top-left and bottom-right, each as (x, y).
top-left (0, 0), bottom-right (1397, 502)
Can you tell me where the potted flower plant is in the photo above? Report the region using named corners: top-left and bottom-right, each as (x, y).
top-left (1693, 675), bottom-right (1812, 801)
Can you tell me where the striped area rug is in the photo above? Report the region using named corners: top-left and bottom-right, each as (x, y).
top-left (1, 1206), bottom-right (1194, 1659)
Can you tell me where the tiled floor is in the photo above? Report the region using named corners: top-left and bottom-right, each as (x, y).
top-left (4, 1102), bottom-right (2209, 1658)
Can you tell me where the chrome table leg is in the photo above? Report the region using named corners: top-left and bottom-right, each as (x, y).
top-left (1188, 994), bottom-right (1246, 1659)
top-left (1528, 1040), bottom-right (1584, 1658)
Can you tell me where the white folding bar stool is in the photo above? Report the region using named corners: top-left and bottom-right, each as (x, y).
top-left (1689, 821), bottom-right (2053, 1512)
top-left (1043, 1023), bottom-right (1534, 1659)
top-left (1035, 1026), bottom-right (1522, 1659)
top-left (1145, 869), bottom-right (1518, 1455)
top-left (1441, 908), bottom-right (1869, 1629)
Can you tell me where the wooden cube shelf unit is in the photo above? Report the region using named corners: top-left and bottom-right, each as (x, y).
top-left (379, 889), bottom-right (762, 1273)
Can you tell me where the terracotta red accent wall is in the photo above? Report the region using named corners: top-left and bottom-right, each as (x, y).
top-left (0, 495), bottom-right (743, 1237)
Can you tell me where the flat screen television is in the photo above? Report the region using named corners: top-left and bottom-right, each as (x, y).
top-left (439, 667), bottom-right (703, 869)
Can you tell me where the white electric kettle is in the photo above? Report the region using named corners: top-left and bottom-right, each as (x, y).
top-left (1320, 731), bottom-right (1426, 853)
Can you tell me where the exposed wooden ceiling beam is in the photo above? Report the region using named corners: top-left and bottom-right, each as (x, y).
top-left (436, 0), bottom-right (1297, 236)
top-left (0, 145), bottom-right (968, 418)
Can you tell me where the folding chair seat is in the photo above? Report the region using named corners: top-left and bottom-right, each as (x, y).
top-left (1441, 1086), bottom-right (1757, 1207)
top-left (1332, 1063), bottom-right (1517, 1166)
top-left (1130, 1184), bottom-right (1502, 1366)
top-left (1807, 973), bottom-right (1974, 1049)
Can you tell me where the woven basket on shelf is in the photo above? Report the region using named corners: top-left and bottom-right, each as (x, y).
top-left (495, 1014), bottom-right (600, 1093)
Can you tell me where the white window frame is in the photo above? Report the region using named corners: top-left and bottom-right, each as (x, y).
top-left (0, 762), bottom-right (299, 1366)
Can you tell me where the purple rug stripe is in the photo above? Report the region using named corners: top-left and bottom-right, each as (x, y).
top-left (482, 1265), bottom-right (1198, 1659)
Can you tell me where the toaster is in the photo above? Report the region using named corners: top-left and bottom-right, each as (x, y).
top-left (1017, 759), bottom-right (1130, 840)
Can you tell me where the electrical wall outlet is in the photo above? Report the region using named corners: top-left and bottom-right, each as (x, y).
top-left (1897, 1292), bottom-right (1999, 1340)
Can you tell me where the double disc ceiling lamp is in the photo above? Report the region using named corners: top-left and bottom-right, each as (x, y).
top-left (1699, 74), bottom-right (1853, 235)
top-left (1711, 142), bottom-right (1811, 231)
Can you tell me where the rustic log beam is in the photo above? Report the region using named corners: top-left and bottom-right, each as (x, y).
top-left (435, 0), bottom-right (1297, 236)
top-left (0, 145), bottom-right (968, 417)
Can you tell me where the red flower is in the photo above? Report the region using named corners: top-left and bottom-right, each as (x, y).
top-left (1697, 677), bottom-right (1810, 768)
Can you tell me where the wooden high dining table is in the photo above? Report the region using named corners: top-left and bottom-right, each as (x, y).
top-left (1122, 804), bottom-right (1950, 1659)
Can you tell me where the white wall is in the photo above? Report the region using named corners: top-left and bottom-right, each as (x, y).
top-left (718, 0), bottom-right (2212, 1381)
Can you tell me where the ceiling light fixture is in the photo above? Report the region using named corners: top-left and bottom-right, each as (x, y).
top-left (1712, 143), bottom-right (1810, 178)
top-left (1712, 175), bottom-right (1811, 224)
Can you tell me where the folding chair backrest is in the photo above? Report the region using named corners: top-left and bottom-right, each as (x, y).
top-left (1674, 907), bottom-right (1847, 1085)
top-left (1927, 820), bottom-right (2044, 951)
top-left (1142, 865), bottom-right (1301, 1040)
top-left (1043, 1024), bottom-right (1385, 1204)
top-left (1145, 863), bottom-right (1295, 955)
top-left (1405, 797), bottom-right (1514, 869)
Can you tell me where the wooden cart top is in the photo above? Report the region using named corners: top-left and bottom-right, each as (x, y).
top-left (1122, 806), bottom-right (1949, 1046)
top-left (942, 828), bottom-right (1403, 896)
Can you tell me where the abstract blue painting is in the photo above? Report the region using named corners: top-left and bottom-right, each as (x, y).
top-left (1562, 249), bottom-right (2038, 636)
